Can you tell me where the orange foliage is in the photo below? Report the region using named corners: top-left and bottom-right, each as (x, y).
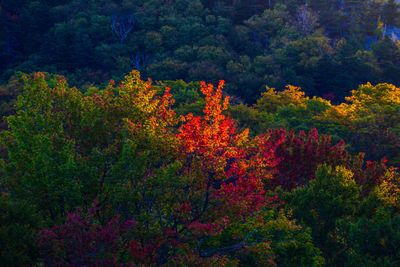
top-left (178, 80), bottom-right (249, 173)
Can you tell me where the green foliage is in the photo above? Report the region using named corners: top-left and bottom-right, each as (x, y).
top-left (281, 165), bottom-right (360, 264)
top-left (330, 83), bottom-right (400, 165)
top-left (281, 164), bottom-right (400, 265)
top-left (1, 71), bottom-right (177, 222)
top-left (229, 104), bottom-right (279, 136)
top-left (2, 0), bottom-right (400, 102)
top-left (255, 85), bottom-right (306, 114)
top-left (2, 73), bottom-right (84, 219)
top-left (336, 207), bottom-right (400, 266)
top-left (201, 207), bottom-right (325, 266)
top-left (0, 195), bottom-right (43, 266)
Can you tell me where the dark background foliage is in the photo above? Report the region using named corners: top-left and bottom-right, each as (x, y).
top-left (1, 0), bottom-right (400, 103)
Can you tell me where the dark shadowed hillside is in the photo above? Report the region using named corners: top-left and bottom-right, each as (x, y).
top-left (1, 0), bottom-right (400, 102)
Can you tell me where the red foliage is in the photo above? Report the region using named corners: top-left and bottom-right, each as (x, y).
top-left (37, 200), bottom-right (135, 266)
top-left (177, 80), bottom-right (278, 223)
top-left (351, 153), bottom-right (387, 194)
top-left (263, 128), bottom-right (387, 192)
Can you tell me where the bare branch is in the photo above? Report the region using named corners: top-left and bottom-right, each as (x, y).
top-left (111, 14), bottom-right (135, 44)
top-left (295, 5), bottom-right (319, 36)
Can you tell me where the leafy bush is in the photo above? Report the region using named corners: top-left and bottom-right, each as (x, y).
top-left (0, 195), bottom-right (43, 266)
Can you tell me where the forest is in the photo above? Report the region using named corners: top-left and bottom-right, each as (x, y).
top-left (1, 0), bottom-right (400, 266)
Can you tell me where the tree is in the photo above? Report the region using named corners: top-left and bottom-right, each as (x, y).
top-left (382, 0), bottom-right (400, 27)
top-left (111, 14), bottom-right (135, 44)
top-left (295, 5), bottom-right (319, 36)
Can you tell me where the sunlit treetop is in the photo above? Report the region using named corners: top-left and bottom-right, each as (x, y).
top-left (255, 85), bottom-right (308, 113)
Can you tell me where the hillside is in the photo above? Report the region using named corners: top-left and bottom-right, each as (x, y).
top-left (1, 0), bottom-right (400, 102)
